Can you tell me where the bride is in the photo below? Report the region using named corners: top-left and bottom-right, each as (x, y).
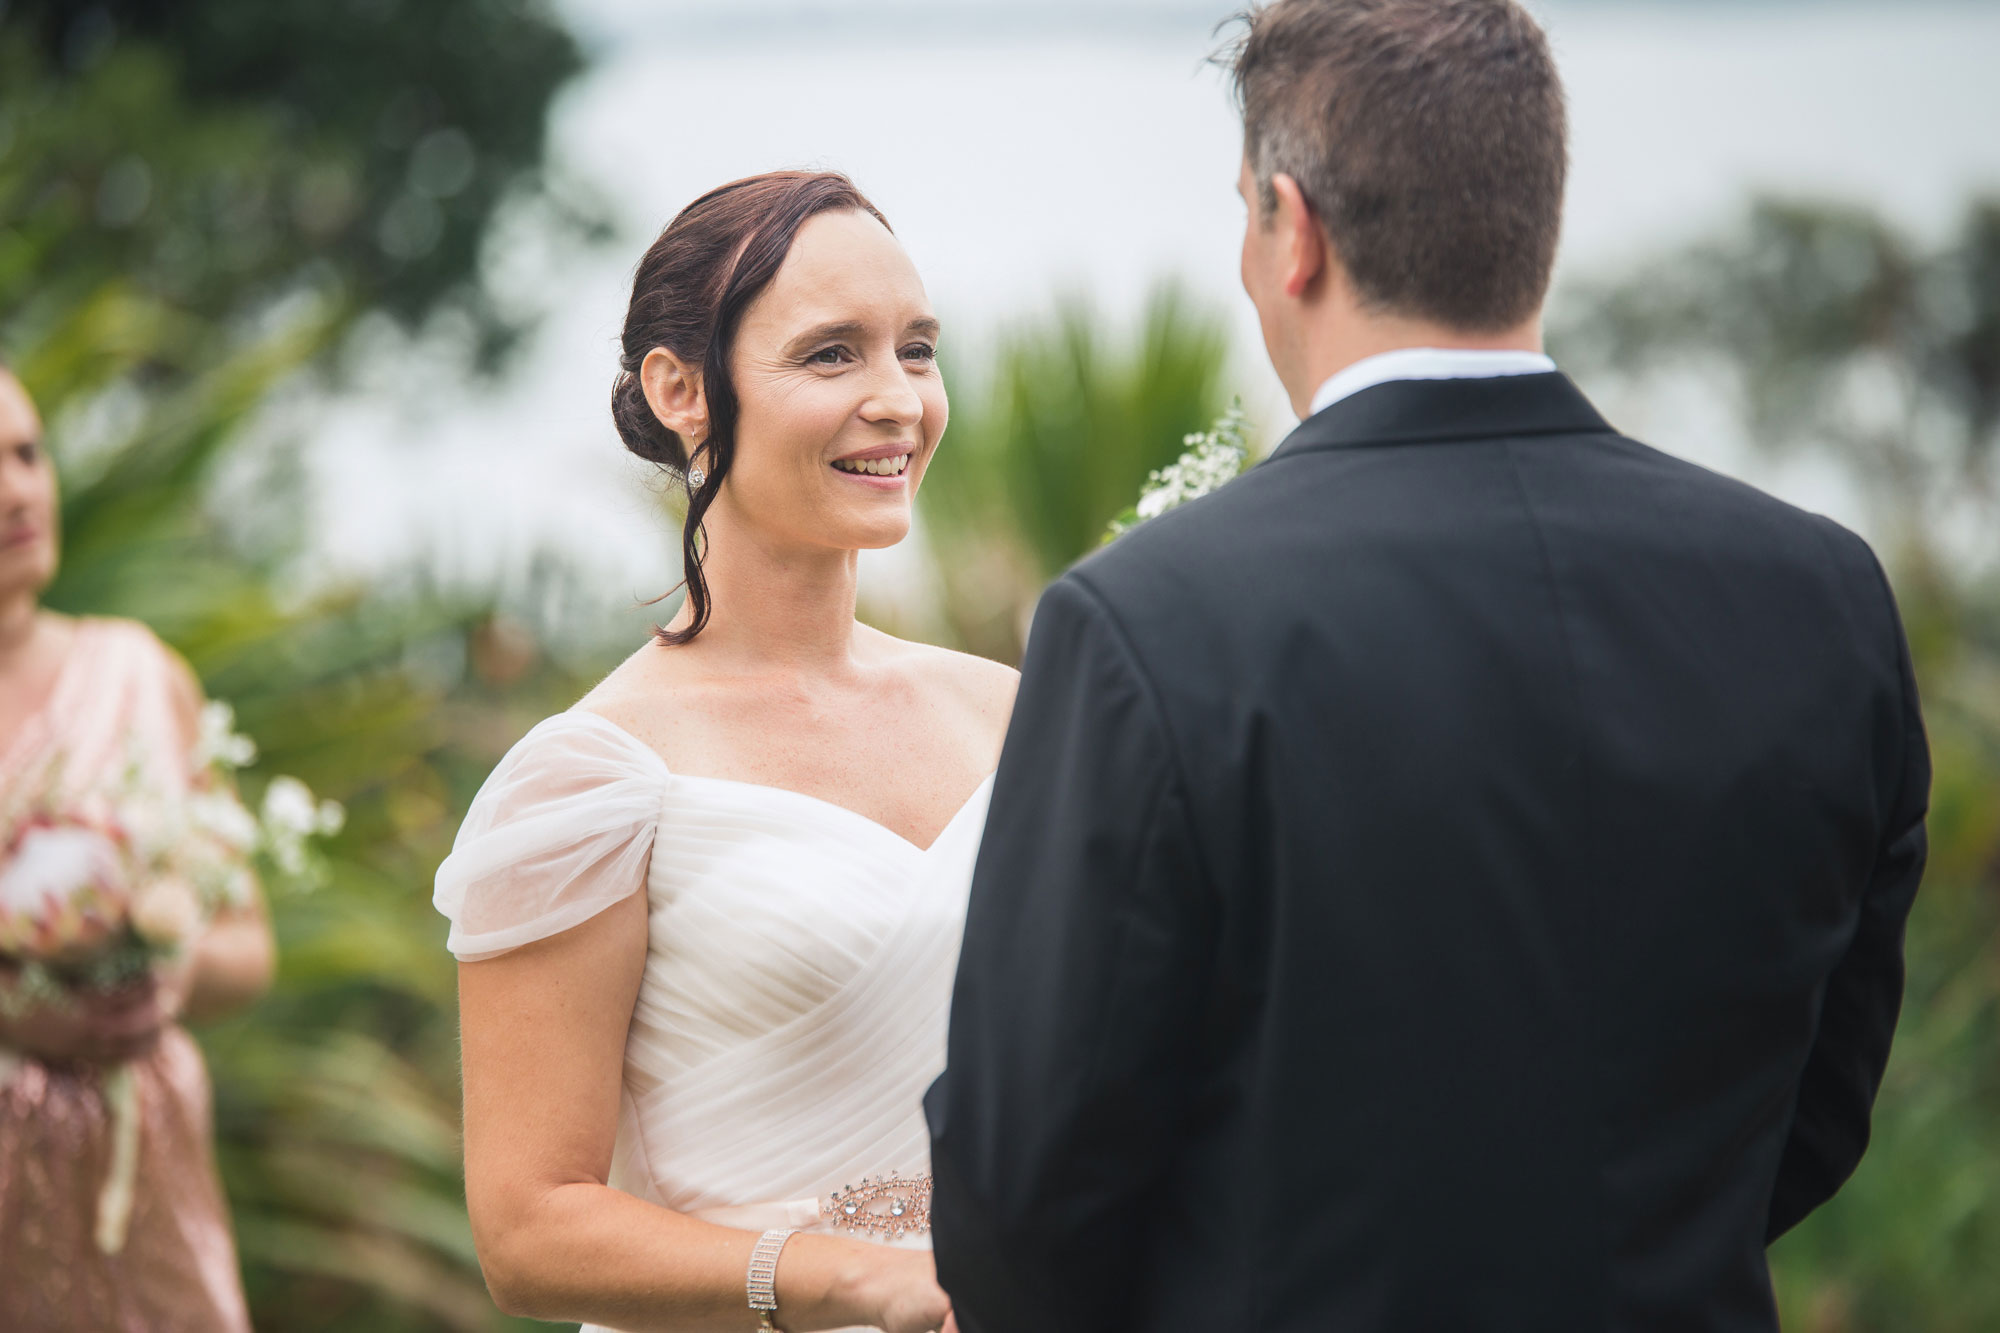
top-left (434, 171), bottom-right (1015, 1333)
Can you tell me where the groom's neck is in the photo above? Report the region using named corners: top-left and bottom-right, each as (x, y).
top-left (1287, 308), bottom-right (1546, 417)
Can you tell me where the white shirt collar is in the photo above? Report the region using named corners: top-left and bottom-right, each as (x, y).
top-left (1307, 347), bottom-right (1558, 418)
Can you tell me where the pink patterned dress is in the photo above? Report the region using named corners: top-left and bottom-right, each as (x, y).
top-left (0, 618), bottom-right (252, 1333)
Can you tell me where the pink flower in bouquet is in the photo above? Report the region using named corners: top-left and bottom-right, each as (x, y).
top-left (0, 816), bottom-right (130, 958)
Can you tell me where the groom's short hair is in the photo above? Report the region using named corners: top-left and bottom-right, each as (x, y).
top-left (1227, 0), bottom-right (1567, 331)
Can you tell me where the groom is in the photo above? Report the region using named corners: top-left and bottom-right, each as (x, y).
top-left (925, 0), bottom-right (1929, 1329)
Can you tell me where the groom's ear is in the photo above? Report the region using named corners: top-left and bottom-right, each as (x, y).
top-left (640, 347), bottom-right (708, 444)
top-left (1269, 172), bottom-right (1327, 300)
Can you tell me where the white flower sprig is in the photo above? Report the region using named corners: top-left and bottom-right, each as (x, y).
top-left (199, 704), bottom-right (344, 894)
top-left (194, 700), bottom-right (258, 771)
top-left (259, 776), bottom-right (346, 881)
top-left (1104, 399), bottom-right (1252, 543)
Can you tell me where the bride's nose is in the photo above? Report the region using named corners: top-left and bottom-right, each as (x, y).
top-left (858, 358), bottom-right (924, 428)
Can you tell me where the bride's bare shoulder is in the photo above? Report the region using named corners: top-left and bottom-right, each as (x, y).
top-left (576, 638), bottom-right (661, 708)
top-left (572, 639), bottom-right (719, 761)
top-left (931, 645), bottom-right (1019, 716)
top-left (867, 629), bottom-right (1018, 736)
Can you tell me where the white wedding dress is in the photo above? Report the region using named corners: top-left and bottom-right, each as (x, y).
top-left (434, 710), bottom-right (993, 1333)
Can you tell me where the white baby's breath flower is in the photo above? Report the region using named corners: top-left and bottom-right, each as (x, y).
top-left (119, 791), bottom-right (188, 866)
top-left (188, 790), bottom-right (260, 854)
top-left (272, 836), bottom-right (308, 879)
top-left (1136, 486), bottom-right (1177, 521)
top-left (195, 701), bottom-right (257, 772)
top-left (260, 777), bottom-right (319, 837)
top-left (254, 776), bottom-right (342, 891)
top-left (218, 865), bottom-right (257, 910)
top-left (314, 798), bottom-right (345, 838)
top-left (1106, 401), bottom-right (1252, 541)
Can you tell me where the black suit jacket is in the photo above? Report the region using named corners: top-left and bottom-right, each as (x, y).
top-left (924, 373), bottom-right (1928, 1333)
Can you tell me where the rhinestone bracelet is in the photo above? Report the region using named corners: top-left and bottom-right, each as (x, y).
top-left (746, 1227), bottom-right (798, 1331)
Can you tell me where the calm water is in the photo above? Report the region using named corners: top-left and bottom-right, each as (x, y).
top-left (307, 2), bottom-right (2000, 602)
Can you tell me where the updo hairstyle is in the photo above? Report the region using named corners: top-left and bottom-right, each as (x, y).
top-left (612, 171), bottom-right (891, 646)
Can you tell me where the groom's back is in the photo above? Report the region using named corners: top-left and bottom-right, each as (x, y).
top-left (1071, 373), bottom-right (1923, 1331)
top-left (927, 4), bottom-right (1926, 1326)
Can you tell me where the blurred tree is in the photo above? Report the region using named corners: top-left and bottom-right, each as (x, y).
top-left (1, 2), bottom-right (608, 1328)
top-left (0, 0), bottom-right (593, 362)
top-left (917, 283), bottom-right (1237, 662)
top-left (1555, 197), bottom-right (2000, 1333)
top-left (1553, 199), bottom-right (1999, 592)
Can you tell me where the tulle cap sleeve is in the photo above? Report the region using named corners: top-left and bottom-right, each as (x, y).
top-left (435, 711), bottom-right (666, 961)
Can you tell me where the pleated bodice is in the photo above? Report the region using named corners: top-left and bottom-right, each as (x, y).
top-left (434, 709), bottom-right (992, 1309)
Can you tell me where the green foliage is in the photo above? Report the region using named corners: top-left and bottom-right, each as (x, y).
top-left (0, 0), bottom-right (591, 357)
top-left (35, 352), bottom-right (609, 1330)
top-left (918, 283), bottom-right (1236, 662)
top-left (194, 597), bottom-right (596, 1333)
top-left (2, 2), bottom-right (599, 1326)
top-left (1552, 198), bottom-right (2000, 565)
top-left (29, 347), bottom-right (596, 1330)
top-left (1554, 197), bottom-right (2000, 1333)
top-left (24, 290), bottom-right (597, 1333)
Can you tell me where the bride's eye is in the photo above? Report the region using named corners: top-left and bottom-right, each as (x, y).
top-left (901, 343), bottom-right (937, 365)
top-left (808, 345), bottom-right (852, 366)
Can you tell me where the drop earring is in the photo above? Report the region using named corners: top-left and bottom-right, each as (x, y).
top-left (686, 462), bottom-right (705, 490)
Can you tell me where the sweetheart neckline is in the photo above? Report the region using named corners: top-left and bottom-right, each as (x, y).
top-left (567, 708), bottom-right (996, 856)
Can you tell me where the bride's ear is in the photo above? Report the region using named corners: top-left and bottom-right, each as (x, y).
top-left (640, 347), bottom-right (708, 447)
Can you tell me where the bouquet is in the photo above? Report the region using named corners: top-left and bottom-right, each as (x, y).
top-left (0, 702), bottom-right (342, 1252)
top-left (1103, 399), bottom-right (1253, 543)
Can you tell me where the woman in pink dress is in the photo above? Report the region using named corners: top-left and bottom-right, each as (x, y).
top-left (0, 362), bottom-right (275, 1331)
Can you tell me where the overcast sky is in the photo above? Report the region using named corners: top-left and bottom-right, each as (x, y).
top-left (305, 1), bottom-right (2000, 620)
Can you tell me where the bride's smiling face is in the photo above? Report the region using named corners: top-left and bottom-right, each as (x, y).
top-left (716, 209), bottom-right (946, 553)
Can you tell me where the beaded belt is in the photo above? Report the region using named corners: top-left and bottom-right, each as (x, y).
top-left (821, 1173), bottom-right (931, 1240)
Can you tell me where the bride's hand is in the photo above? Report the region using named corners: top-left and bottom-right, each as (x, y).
top-left (854, 1246), bottom-right (952, 1333)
